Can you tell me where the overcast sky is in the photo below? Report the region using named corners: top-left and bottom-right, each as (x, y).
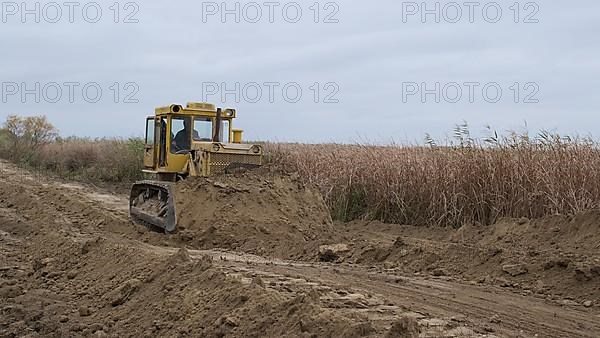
top-left (1, 0), bottom-right (599, 143)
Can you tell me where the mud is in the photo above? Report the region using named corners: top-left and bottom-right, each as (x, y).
top-left (0, 160), bottom-right (599, 337)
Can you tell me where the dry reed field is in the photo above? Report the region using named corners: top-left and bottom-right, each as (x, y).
top-left (28, 137), bottom-right (145, 183)
top-left (266, 131), bottom-right (600, 226)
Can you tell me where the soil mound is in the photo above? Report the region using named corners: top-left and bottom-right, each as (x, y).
top-left (466, 212), bottom-right (600, 253)
top-left (325, 213), bottom-right (600, 301)
top-left (0, 222), bottom-right (377, 337)
top-left (173, 168), bottom-right (335, 259)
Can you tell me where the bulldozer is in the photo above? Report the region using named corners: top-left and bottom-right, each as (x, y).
top-left (129, 102), bottom-right (263, 232)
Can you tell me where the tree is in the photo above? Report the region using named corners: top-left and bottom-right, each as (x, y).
top-left (1, 115), bottom-right (58, 160)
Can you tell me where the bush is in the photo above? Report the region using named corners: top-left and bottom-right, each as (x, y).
top-left (0, 115), bottom-right (57, 162)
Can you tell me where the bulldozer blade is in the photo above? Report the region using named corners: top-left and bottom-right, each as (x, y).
top-left (129, 180), bottom-right (177, 232)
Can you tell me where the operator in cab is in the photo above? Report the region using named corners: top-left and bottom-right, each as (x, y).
top-left (172, 119), bottom-right (199, 152)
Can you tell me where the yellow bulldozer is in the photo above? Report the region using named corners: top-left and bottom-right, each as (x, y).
top-left (129, 102), bottom-right (263, 232)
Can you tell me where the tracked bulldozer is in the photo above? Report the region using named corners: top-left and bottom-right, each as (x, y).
top-left (129, 102), bottom-right (263, 232)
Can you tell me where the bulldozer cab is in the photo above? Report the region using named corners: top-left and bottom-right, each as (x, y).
top-left (142, 102), bottom-right (261, 179)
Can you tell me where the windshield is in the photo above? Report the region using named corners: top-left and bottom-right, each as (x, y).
top-left (171, 116), bottom-right (192, 153)
top-left (194, 117), bottom-right (213, 141)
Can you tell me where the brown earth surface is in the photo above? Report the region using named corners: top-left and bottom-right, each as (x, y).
top-left (173, 168), bottom-right (335, 259)
top-left (0, 160), bottom-right (599, 337)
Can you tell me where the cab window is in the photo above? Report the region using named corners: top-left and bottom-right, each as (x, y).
top-left (159, 117), bottom-right (167, 166)
top-left (171, 116), bottom-right (192, 153)
top-left (220, 120), bottom-right (230, 142)
top-left (145, 118), bottom-right (154, 145)
top-left (193, 117), bottom-right (213, 141)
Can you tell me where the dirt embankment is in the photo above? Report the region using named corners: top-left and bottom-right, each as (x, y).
top-left (172, 168), bottom-right (335, 259)
top-left (0, 223), bottom-right (381, 338)
top-left (323, 215), bottom-right (600, 303)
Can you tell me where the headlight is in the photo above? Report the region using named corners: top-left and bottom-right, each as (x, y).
top-left (251, 145), bottom-right (261, 154)
top-left (212, 143), bottom-right (221, 152)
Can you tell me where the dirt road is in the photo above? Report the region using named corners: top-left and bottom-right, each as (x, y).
top-left (0, 160), bottom-right (598, 337)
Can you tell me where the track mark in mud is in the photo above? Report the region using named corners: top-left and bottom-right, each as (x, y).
top-left (118, 242), bottom-right (484, 337)
top-left (134, 241), bottom-right (600, 337)
top-left (58, 182), bottom-right (129, 212)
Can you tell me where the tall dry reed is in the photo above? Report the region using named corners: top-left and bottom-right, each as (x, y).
top-left (266, 132), bottom-right (600, 227)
